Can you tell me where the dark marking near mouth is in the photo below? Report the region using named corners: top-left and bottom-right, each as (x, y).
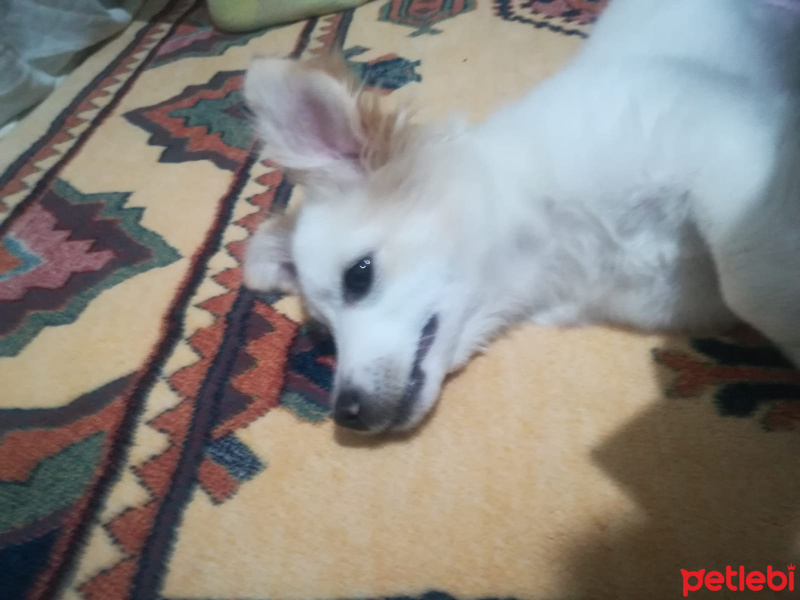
top-left (393, 314), bottom-right (438, 428)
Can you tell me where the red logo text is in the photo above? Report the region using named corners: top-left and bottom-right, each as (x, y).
top-left (682, 565), bottom-right (795, 596)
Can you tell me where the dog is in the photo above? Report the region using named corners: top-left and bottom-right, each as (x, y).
top-left (242, 0), bottom-right (800, 434)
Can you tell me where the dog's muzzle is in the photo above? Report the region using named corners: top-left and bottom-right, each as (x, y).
top-left (333, 315), bottom-right (439, 432)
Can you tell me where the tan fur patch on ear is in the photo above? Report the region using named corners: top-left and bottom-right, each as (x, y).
top-left (357, 93), bottom-right (416, 171)
top-left (290, 53), bottom-right (416, 173)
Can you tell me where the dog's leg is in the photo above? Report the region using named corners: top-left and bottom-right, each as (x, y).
top-left (714, 226), bottom-right (800, 367)
top-left (701, 137), bottom-right (800, 368)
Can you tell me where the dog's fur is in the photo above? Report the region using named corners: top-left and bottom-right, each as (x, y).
top-left (243, 0), bottom-right (800, 433)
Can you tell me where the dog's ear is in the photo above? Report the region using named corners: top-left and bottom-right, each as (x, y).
top-left (244, 55), bottom-right (369, 185)
top-left (243, 213), bottom-right (298, 294)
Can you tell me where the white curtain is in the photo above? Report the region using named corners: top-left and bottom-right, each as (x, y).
top-left (0, 0), bottom-right (145, 128)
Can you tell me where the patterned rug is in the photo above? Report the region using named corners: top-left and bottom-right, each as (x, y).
top-left (2, 1), bottom-right (800, 599)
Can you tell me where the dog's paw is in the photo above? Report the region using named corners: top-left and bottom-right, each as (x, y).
top-left (243, 216), bottom-right (298, 294)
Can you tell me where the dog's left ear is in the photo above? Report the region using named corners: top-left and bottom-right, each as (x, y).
top-left (244, 55), bottom-right (371, 185)
top-left (243, 213), bottom-right (298, 294)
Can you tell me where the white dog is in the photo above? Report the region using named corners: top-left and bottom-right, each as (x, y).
top-left (242, 0), bottom-right (800, 433)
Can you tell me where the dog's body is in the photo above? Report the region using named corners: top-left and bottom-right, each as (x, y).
top-left (474, 0), bottom-right (799, 332)
top-left (244, 0), bottom-right (800, 432)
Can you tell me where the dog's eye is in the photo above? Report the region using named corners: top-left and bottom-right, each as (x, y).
top-left (343, 256), bottom-right (373, 302)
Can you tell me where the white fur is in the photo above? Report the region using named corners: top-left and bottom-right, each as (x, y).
top-left (244, 0), bottom-right (800, 432)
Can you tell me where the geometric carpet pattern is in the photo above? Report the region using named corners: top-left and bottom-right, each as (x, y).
top-left (0, 180), bottom-right (180, 356)
top-left (494, 0), bottom-right (606, 37)
top-left (1, 0), bottom-right (798, 599)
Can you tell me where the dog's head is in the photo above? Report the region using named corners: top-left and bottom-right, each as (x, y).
top-left (243, 56), bottom-right (498, 433)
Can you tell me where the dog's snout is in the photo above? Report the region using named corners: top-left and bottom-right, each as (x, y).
top-left (333, 389), bottom-right (368, 431)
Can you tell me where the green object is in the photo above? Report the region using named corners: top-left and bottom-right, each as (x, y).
top-left (208, 0), bottom-right (371, 32)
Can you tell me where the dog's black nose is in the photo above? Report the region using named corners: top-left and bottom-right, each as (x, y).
top-left (333, 389), bottom-right (368, 431)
